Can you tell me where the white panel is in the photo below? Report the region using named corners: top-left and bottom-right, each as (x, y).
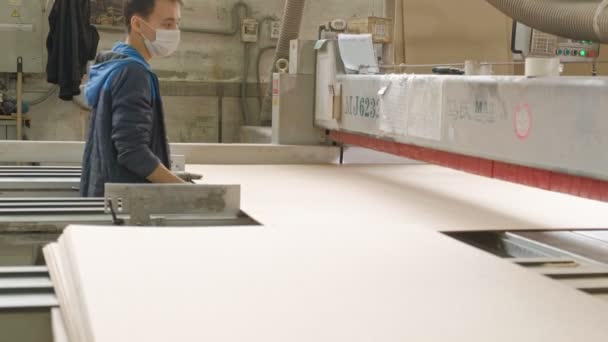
top-left (187, 164), bottom-right (608, 231)
top-left (45, 224), bottom-right (608, 342)
top-left (314, 42), bottom-right (339, 124)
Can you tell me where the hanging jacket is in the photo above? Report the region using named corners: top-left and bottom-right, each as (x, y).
top-left (46, 0), bottom-right (100, 100)
top-left (80, 43), bottom-right (171, 197)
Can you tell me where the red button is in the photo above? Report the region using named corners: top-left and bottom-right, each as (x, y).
top-left (589, 50), bottom-right (597, 58)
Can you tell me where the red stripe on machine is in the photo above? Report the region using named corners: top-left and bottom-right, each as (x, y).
top-left (329, 130), bottom-right (608, 203)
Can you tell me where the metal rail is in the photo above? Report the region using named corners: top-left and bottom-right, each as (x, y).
top-left (0, 198), bottom-right (100, 203)
top-left (448, 230), bottom-right (608, 303)
top-left (0, 173), bottom-right (81, 178)
top-left (0, 203), bottom-right (103, 209)
top-left (0, 208), bottom-right (105, 215)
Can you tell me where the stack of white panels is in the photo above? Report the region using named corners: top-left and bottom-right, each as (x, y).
top-left (44, 224), bottom-right (608, 342)
top-left (185, 164), bottom-right (608, 231)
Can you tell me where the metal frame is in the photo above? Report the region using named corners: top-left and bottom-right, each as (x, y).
top-left (0, 144), bottom-right (340, 198)
top-left (0, 267), bottom-right (57, 310)
top-left (0, 183), bottom-right (253, 234)
top-left (0, 141), bottom-right (340, 165)
top-left (104, 183), bottom-right (241, 226)
top-left (448, 231), bottom-right (608, 301)
top-left (0, 178), bottom-right (80, 198)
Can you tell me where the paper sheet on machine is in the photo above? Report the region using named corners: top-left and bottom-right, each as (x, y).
top-left (377, 74), bottom-right (444, 141)
top-left (337, 34), bottom-right (379, 74)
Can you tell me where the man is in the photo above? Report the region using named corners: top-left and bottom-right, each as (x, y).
top-left (81, 0), bottom-right (199, 197)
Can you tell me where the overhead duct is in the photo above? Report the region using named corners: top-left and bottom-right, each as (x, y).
top-left (486, 0), bottom-right (608, 43)
top-left (259, 0), bottom-right (306, 127)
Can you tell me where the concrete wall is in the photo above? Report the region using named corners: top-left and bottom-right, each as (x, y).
top-left (397, 0), bottom-right (608, 77)
top-left (401, 0), bottom-right (514, 75)
top-left (17, 0), bottom-right (383, 143)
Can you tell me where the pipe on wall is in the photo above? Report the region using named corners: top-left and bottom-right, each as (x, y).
top-left (486, 0), bottom-right (608, 43)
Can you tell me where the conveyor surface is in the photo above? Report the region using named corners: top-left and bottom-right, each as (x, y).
top-left (187, 164), bottom-right (608, 231)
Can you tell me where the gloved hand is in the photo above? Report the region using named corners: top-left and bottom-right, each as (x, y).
top-left (175, 171), bottom-right (203, 183)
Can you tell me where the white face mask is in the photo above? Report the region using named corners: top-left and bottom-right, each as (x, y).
top-left (138, 18), bottom-right (180, 58)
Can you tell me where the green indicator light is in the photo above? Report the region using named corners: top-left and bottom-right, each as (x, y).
top-left (580, 50), bottom-right (587, 57)
top-left (582, 40), bottom-right (587, 44)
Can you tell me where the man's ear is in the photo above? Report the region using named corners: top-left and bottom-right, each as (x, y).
top-left (130, 16), bottom-right (142, 34)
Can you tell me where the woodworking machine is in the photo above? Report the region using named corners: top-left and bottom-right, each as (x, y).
top-left (3, 1), bottom-right (608, 340)
top-left (313, 41), bottom-right (608, 202)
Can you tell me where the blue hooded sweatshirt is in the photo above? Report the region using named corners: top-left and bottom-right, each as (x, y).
top-left (80, 43), bottom-right (171, 197)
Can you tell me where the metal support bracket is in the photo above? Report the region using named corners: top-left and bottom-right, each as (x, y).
top-left (104, 184), bottom-right (241, 226)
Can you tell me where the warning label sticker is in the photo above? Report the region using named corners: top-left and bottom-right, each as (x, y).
top-left (513, 103), bottom-right (532, 140)
top-left (10, 9), bottom-right (21, 18)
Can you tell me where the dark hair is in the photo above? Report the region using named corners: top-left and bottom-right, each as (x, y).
top-left (123, 0), bottom-right (182, 32)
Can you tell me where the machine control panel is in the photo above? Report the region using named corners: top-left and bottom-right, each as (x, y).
top-left (530, 29), bottom-right (600, 61)
top-left (512, 22), bottom-right (600, 62)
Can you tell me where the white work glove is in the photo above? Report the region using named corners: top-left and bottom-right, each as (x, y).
top-left (175, 171), bottom-right (203, 183)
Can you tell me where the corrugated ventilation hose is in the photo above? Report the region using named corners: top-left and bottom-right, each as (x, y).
top-left (259, 0), bottom-right (306, 126)
top-left (486, 0), bottom-right (608, 43)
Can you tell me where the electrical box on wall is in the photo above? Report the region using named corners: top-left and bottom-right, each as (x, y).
top-left (270, 21), bottom-right (281, 40)
top-left (0, 0), bottom-right (47, 73)
top-left (241, 18), bottom-right (259, 43)
top-left (347, 17), bottom-right (393, 44)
